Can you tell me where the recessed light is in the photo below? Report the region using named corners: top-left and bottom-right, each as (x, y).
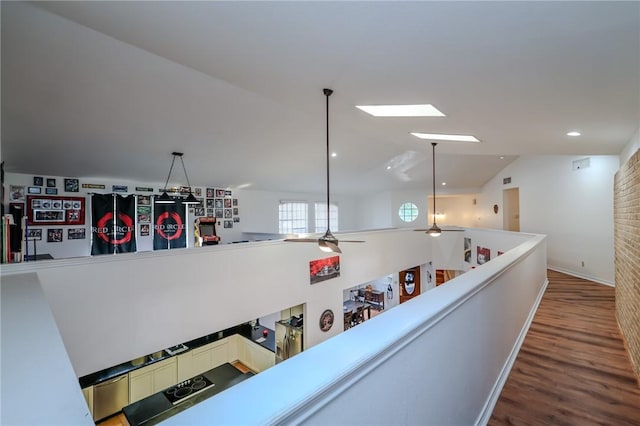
top-left (331, 152), bottom-right (337, 157)
top-left (567, 131), bottom-right (581, 137)
top-left (441, 182), bottom-right (447, 186)
top-left (386, 165), bottom-right (392, 170)
top-left (499, 156), bottom-right (505, 160)
top-left (356, 104), bottom-right (445, 117)
top-left (411, 133), bottom-right (480, 143)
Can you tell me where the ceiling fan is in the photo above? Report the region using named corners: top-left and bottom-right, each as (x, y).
top-left (284, 88), bottom-right (364, 253)
top-left (416, 142), bottom-right (464, 236)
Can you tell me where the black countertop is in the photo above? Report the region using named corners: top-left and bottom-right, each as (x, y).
top-left (79, 323), bottom-right (274, 388)
top-left (123, 362), bottom-right (254, 426)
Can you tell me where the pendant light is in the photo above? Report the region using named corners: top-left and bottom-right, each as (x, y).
top-left (427, 142), bottom-right (442, 237)
top-left (157, 152), bottom-right (199, 205)
top-left (284, 88), bottom-right (364, 252)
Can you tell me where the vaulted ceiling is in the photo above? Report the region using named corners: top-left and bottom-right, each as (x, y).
top-left (2, 1), bottom-right (638, 195)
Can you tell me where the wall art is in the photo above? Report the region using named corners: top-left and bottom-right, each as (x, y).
top-left (64, 178), bottom-right (79, 192)
top-left (135, 187), bottom-right (154, 192)
top-left (309, 255), bottom-right (340, 285)
top-left (68, 228), bottom-right (86, 240)
top-left (113, 185), bottom-right (128, 192)
top-left (319, 309), bottom-right (334, 332)
top-left (224, 220), bottom-right (233, 228)
top-left (45, 188), bottom-right (58, 195)
top-left (82, 183), bottom-right (106, 189)
top-left (47, 228), bottom-right (63, 242)
top-left (214, 209), bottom-right (223, 218)
top-left (215, 189), bottom-right (225, 198)
top-left (27, 195), bottom-right (85, 226)
top-left (224, 209), bottom-right (232, 219)
top-left (33, 177), bottom-right (43, 186)
top-left (140, 224), bottom-right (150, 236)
top-left (28, 186), bottom-right (41, 195)
top-left (206, 188), bottom-right (215, 198)
top-left (477, 246), bottom-right (491, 265)
top-left (9, 186), bottom-right (25, 201)
top-left (46, 178), bottom-right (56, 188)
top-left (26, 229), bottom-right (42, 241)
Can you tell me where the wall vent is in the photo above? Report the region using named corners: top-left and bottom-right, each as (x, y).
top-left (503, 177), bottom-right (512, 185)
top-left (572, 157), bottom-right (590, 171)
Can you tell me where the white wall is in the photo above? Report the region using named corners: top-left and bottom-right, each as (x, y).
top-left (476, 155), bottom-right (619, 285)
top-left (427, 194), bottom-right (478, 227)
top-left (620, 128), bottom-right (640, 165)
top-left (2, 228), bottom-right (432, 377)
top-left (355, 190), bottom-right (394, 230)
top-left (3, 173), bottom-right (361, 259)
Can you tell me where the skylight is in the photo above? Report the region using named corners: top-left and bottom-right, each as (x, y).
top-left (410, 133), bottom-right (480, 143)
top-left (356, 104), bottom-right (445, 117)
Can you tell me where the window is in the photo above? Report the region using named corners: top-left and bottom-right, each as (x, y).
top-left (279, 201), bottom-right (308, 234)
top-left (315, 203), bottom-right (338, 232)
top-left (398, 202), bottom-right (419, 222)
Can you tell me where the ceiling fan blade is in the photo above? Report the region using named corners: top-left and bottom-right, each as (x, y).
top-left (284, 238), bottom-right (319, 243)
top-left (337, 240), bottom-right (365, 243)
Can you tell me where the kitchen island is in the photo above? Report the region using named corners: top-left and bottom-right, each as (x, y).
top-left (123, 362), bottom-right (253, 426)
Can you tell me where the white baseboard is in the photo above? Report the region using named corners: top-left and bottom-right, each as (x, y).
top-left (547, 266), bottom-right (615, 287)
top-left (475, 277), bottom-right (549, 426)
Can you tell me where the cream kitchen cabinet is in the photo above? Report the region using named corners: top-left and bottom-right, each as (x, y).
top-left (81, 385), bottom-right (94, 417)
top-left (129, 357), bottom-right (177, 404)
top-left (236, 335), bottom-right (275, 373)
top-left (177, 337), bottom-right (233, 382)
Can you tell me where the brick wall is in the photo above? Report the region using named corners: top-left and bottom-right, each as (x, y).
top-left (615, 148), bottom-right (640, 379)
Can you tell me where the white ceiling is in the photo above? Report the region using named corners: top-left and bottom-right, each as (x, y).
top-left (2, 1), bottom-right (638, 195)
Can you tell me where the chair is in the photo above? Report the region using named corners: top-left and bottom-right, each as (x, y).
top-left (353, 306), bottom-right (366, 325)
top-left (343, 312), bottom-right (353, 330)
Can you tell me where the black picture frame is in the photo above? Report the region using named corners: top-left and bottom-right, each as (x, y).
top-left (27, 229), bottom-right (42, 241)
top-left (33, 176), bottom-right (44, 186)
top-left (64, 178), bottom-right (79, 192)
top-left (47, 228), bottom-right (63, 242)
top-left (28, 186), bottom-right (41, 194)
top-left (45, 188), bottom-right (58, 195)
top-left (46, 178), bottom-right (56, 188)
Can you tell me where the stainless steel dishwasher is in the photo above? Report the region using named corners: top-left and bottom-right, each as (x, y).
top-left (93, 374), bottom-right (129, 421)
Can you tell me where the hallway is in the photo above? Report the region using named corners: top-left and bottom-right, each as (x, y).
top-left (490, 270), bottom-right (640, 425)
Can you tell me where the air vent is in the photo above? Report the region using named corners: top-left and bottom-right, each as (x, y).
top-left (503, 177), bottom-right (512, 185)
top-left (572, 157), bottom-right (590, 171)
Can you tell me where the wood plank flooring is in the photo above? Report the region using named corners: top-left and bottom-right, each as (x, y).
top-left (490, 270), bottom-right (640, 425)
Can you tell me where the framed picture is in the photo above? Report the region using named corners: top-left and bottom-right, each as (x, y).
top-left (224, 209), bottom-right (232, 219)
top-left (138, 214), bottom-right (150, 223)
top-left (46, 178), bottom-right (56, 188)
top-left (206, 208), bottom-right (214, 217)
top-left (47, 228), bottom-right (63, 242)
top-left (225, 190), bottom-right (232, 197)
top-left (224, 198), bottom-right (232, 208)
top-left (140, 224), bottom-right (150, 236)
top-left (138, 195), bottom-right (151, 205)
top-left (9, 186), bottom-right (25, 201)
top-left (233, 207), bottom-right (239, 215)
top-left (194, 188), bottom-right (202, 196)
top-left (67, 228), bottom-right (86, 240)
top-left (27, 228), bottom-right (42, 241)
top-left (33, 177), bottom-right (44, 186)
top-left (232, 198), bottom-right (238, 206)
top-left (206, 188), bottom-right (215, 198)
top-left (137, 205), bottom-right (151, 215)
top-left (233, 216), bottom-right (240, 223)
top-left (194, 207), bottom-right (205, 216)
top-left (27, 195), bottom-right (85, 225)
top-left (214, 199), bottom-right (223, 208)
top-left (215, 189), bottom-right (225, 198)
top-left (45, 188), bottom-right (58, 195)
top-left (113, 185), bottom-right (128, 192)
top-left (319, 309), bottom-right (334, 332)
top-left (310, 255), bottom-right (340, 284)
top-left (477, 246), bottom-right (491, 265)
top-left (215, 208), bottom-right (223, 218)
top-left (28, 186), bottom-right (41, 195)
top-left (64, 178), bottom-right (79, 192)
top-left (206, 199), bottom-right (215, 208)
top-left (224, 220), bottom-right (233, 229)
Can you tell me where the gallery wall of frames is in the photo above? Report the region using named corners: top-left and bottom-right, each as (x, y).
top-left (2, 173), bottom-right (243, 262)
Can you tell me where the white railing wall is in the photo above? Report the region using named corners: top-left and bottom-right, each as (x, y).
top-left (166, 234), bottom-right (547, 425)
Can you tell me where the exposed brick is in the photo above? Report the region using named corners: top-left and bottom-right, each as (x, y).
top-left (615, 148), bottom-right (640, 380)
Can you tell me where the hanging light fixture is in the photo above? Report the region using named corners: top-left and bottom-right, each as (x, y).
top-left (427, 142), bottom-right (442, 237)
top-left (157, 152), bottom-right (199, 205)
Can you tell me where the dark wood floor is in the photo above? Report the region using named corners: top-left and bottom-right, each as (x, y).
top-left (490, 270), bottom-right (640, 425)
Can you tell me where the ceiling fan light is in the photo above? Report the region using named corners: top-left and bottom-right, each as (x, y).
top-left (427, 224), bottom-right (442, 237)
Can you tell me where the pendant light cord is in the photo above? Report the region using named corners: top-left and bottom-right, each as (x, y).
top-left (432, 142), bottom-right (438, 226)
top-left (163, 155), bottom-right (177, 191)
top-left (324, 88), bottom-right (333, 231)
top-left (179, 155), bottom-right (192, 189)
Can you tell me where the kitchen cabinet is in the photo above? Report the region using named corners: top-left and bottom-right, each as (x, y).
top-left (177, 337), bottom-right (232, 381)
top-left (237, 335), bottom-right (275, 373)
top-left (129, 357), bottom-right (177, 404)
top-left (81, 385), bottom-right (94, 417)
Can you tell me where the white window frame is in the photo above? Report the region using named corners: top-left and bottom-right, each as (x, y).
top-left (398, 202), bottom-right (419, 223)
top-left (315, 202), bottom-right (339, 232)
top-left (279, 201), bottom-right (308, 234)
